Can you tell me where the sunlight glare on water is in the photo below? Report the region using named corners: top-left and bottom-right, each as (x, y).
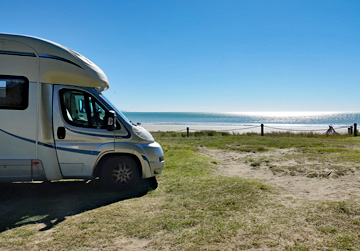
top-left (226, 111), bottom-right (344, 117)
top-left (123, 111), bottom-right (360, 126)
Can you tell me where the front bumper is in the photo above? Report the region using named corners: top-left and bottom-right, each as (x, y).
top-left (141, 142), bottom-right (165, 176)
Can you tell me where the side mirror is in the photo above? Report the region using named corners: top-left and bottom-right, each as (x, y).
top-left (107, 110), bottom-right (117, 131)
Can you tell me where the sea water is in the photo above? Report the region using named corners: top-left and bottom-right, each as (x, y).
top-left (123, 112), bottom-right (359, 126)
top-left (122, 112), bottom-right (360, 133)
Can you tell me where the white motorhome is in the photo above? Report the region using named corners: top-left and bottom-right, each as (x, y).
top-left (0, 33), bottom-right (164, 190)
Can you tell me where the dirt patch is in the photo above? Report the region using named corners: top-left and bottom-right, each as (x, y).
top-left (114, 237), bottom-right (153, 250)
top-left (199, 147), bottom-right (360, 201)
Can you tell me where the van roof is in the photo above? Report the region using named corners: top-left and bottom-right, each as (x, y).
top-left (0, 33), bottom-right (109, 92)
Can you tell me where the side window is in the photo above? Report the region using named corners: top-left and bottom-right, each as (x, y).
top-left (59, 89), bottom-right (108, 129)
top-left (0, 75), bottom-right (29, 110)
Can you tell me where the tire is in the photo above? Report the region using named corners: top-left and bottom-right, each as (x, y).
top-left (100, 156), bottom-right (141, 190)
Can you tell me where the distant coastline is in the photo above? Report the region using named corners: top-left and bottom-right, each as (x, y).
top-left (123, 111), bottom-right (360, 126)
top-left (123, 112), bottom-right (360, 134)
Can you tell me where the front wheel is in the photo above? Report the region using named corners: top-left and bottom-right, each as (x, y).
top-left (100, 156), bottom-right (141, 190)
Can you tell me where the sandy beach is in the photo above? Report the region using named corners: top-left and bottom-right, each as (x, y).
top-left (142, 124), bottom-right (351, 134)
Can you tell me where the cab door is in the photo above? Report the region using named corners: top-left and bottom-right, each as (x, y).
top-left (52, 86), bottom-right (115, 178)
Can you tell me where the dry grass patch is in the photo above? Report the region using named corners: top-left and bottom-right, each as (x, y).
top-left (1, 133), bottom-right (360, 250)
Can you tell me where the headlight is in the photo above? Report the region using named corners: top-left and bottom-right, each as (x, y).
top-left (132, 126), bottom-right (154, 142)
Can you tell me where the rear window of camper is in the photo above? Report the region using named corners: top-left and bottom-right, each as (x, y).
top-left (0, 76), bottom-right (29, 110)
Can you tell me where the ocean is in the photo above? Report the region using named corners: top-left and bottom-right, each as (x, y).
top-left (123, 112), bottom-right (360, 126)
top-left (122, 112), bottom-right (360, 133)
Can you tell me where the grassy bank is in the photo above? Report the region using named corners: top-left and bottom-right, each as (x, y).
top-left (0, 133), bottom-right (360, 250)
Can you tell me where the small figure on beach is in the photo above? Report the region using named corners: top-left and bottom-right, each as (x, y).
top-left (326, 125), bottom-right (337, 135)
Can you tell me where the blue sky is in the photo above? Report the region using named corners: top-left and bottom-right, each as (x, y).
top-left (2, 0), bottom-right (360, 112)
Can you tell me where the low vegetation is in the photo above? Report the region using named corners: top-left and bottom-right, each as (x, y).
top-left (0, 132), bottom-right (360, 250)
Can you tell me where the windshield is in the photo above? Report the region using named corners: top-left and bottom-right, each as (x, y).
top-left (97, 93), bottom-right (131, 124)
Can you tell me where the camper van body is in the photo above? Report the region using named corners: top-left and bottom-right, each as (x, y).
top-left (0, 34), bottom-right (164, 189)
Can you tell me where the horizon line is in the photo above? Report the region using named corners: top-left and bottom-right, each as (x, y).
top-left (122, 111), bottom-right (359, 113)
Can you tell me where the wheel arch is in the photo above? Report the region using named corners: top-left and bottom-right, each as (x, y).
top-left (93, 152), bottom-right (144, 179)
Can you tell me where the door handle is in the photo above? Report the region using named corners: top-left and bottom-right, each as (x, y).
top-left (57, 127), bottom-right (66, 139)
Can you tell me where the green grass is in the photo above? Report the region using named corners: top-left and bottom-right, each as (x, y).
top-left (164, 132), bottom-right (360, 177)
top-left (0, 132), bottom-right (360, 250)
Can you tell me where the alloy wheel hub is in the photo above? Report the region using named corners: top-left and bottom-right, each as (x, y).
top-left (112, 163), bottom-right (132, 183)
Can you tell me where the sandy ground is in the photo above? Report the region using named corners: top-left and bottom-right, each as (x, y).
top-left (143, 125), bottom-right (261, 134)
top-left (198, 147), bottom-right (360, 202)
top-left (143, 125), bottom-right (350, 135)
